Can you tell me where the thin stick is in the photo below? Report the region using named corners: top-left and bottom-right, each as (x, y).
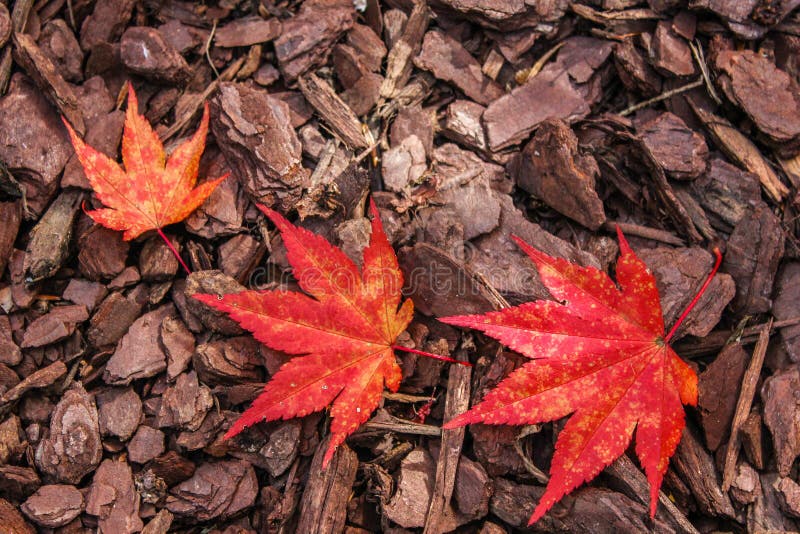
top-left (665, 247), bottom-right (722, 342)
top-left (619, 79), bottom-right (703, 117)
top-left (392, 345), bottom-right (472, 367)
top-left (721, 319), bottom-right (771, 490)
top-left (204, 19), bottom-right (221, 80)
top-left (157, 228), bottom-right (191, 275)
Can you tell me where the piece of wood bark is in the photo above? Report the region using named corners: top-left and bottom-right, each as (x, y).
top-left (296, 441), bottom-right (358, 533)
top-left (423, 349), bottom-right (471, 534)
top-left (722, 320), bottom-right (770, 490)
top-left (380, 2), bottom-right (429, 99)
top-left (12, 32), bottom-right (84, 135)
top-left (299, 72), bottom-right (368, 150)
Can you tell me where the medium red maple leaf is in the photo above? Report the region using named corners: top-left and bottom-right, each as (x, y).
top-left (63, 84), bottom-right (226, 257)
top-left (441, 228), bottom-right (720, 524)
top-left (193, 201), bottom-right (422, 465)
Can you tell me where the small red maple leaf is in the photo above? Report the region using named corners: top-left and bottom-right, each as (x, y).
top-left (441, 228), bottom-right (721, 524)
top-left (194, 201), bottom-right (419, 465)
top-left (63, 84), bottom-right (226, 270)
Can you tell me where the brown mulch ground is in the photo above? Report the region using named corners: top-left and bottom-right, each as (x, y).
top-left (2, 0), bottom-right (800, 532)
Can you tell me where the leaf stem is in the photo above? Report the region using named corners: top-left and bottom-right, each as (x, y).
top-left (391, 345), bottom-right (472, 367)
top-left (665, 247), bottom-right (723, 342)
top-left (157, 227), bottom-right (191, 276)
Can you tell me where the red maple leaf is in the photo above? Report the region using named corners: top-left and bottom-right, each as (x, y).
top-left (441, 229), bottom-right (720, 524)
top-left (193, 201), bottom-right (432, 465)
top-left (63, 84), bottom-right (226, 270)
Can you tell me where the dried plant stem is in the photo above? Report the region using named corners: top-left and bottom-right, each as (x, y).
top-left (665, 247), bottom-right (722, 342)
top-left (157, 228), bottom-right (191, 276)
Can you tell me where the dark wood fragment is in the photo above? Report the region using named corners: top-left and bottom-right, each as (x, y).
top-left (614, 38), bottom-right (662, 97)
top-left (79, 0), bottom-right (136, 50)
top-left (120, 26), bottom-right (192, 85)
top-left (145, 451), bottom-right (196, 487)
top-left (0, 315), bottom-right (20, 366)
top-left (724, 206), bottom-right (784, 314)
top-left (215, 16), bottom-right (281, 48)
top-left (166, 459), bottom-right (258, 521)
top-left (37, 19), bottom-right (83, 83)
top-left (698, 343), bottom-right (748, 451)
top-left (0, 465), bottom-right (41, 502)
top-left (210, 83), bottom-right (310, 211)
top-left (299, 72), bottom-right (368, 150)
top-left (517, 119), bottom-right (605, 230)
top-left (0, 75), bottom-right (73, 217)
top-left (21, 484), bottom-right (83, 528)
top-left (750, 472), bottom-right (800, 532)
top-left (86, 287), bottom-right (147, 348)
top-left (0, 201), bottom-right (20, 276)
top-left (347, 23), bottom-right (386, 72)
top-left (714, 48), bottom-right (800, 156)
top-left (20, 304), bottom-right (88, 349)
top-left (0, 4), bottom-right (10, 48)
top-left (139, 234), bottom-right (180, 281)
top-left (638, 112), bottom-right (708, 180)
top-left (35, 383), bottom-right (102, 484)
top-left (77, 225), bottom-right (129, 281)
top-left (156, 370), bottom-right (213, 431)
top-left (423, 349), bottom-right (471, 533)
top-left (692, 158), bottom-right (762, 230)
top-left (385, 448), bottom-right (436, 528)
top-left (762, 365), bottom-right (800, 477)
top-left (741, 410), bottom-right (766, 470)
top-left (0, 413), bottom-right (25, 464)
top-left (672, 425), bottom-right (736, 518)
top-left (296, 443), bottom-right (358, 532)
top-left (184, 270), bottom-right (246, 335)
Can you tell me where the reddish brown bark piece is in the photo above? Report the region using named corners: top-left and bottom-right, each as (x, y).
top-left (103, 304), bottom-right (173, 385)
top-left (0, 361), bottom-right (66, 405)
top-left (166, 459), bottom-right (258, 521)
top-left (0, 414), bottom-right (25, 464)
top-left (156, 370), bottom-right (213, 431)
top-left (21, 305), bottom-right (88, 348)
top-left (296, 442), bottom-right (358, 533)
top-left (210, 83), bottom-right (310, 211)
top-left (442, 100), bottom-right (489, 154)
top-left (77, 225), bottom-right (129, 281)
top-left (97, 387), bottom-right (142, 441)
top-left (120, 27), bottom-right (191, 85)
top-left (638, 112), bottom-right (708, 180)
top-left (773, 262), bottom-right (800, 364)
top-left (697, 343), bottom-right (748, 451)
top-left (0, 201), bottom-right (20, 276)
top-left (385, 448), bottom-right (436, 528)
top-left (637, 246), bottom-right (734, 338)
top-left (38, 20), bottom-right (83, 83)
top-left (414, 30), bottom-right (503, 105)
top-left (650, 20), bottom-right (695, 76)
top-left (0, 465), bottom-right (41, 502)
top-left (723, 205), bottom-right (785, 314)
top-left (193, 336), bottom-right (264, 385)
top-left (184, 270), bottom-right (246, 335)
top-left (692, 158), bottom-right (762, 230)
top-left (274, 0), bottom-right (355, 82)
top-left (0, 75), bottom-right (72, 217)
top-left (714, 49), bottom-right (800, 156)
top-left (614, 38), bottom-right (662, 97)
top-left (79, 0), bottom-right (136, 50)
top-left (127, 425), bottom-right (165, 464)
top-left (430, 0), bottom-right (568, 31)
top-left (161, 316), bottom-right (195, 381)
top-left (214, 16), bottom-right (282, 48)
top-left (517, 119), bottom-right (605, 230)
top-left (85, 458), bottom-right (143, 533)
top-left (21, 485), bottom-right (83, 528)
top-left (762, 366), bottom-right (800, 476)
top-left (35, 384), bottom-right (102, 484)
top-left (139, 234), bottom-right (180, 281)
top-left (62, 279), bottom-right (107, 312)
top-left (86, 287), bottom-right (147, 348)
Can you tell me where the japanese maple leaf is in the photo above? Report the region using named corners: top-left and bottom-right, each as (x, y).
top-left (193, 201), bottom-right (415, 465)
top-left (63, 84), bottom-right (226, 241)
top-left (441, 229), bottom-right (720, 524)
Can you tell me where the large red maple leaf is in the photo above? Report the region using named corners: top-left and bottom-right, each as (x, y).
top-left (193, 201), bottom-right (415, 465)
top-left (441, 229), bottom-right (718, 524)
top-left (63, 84), bottom-right (226, 242)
